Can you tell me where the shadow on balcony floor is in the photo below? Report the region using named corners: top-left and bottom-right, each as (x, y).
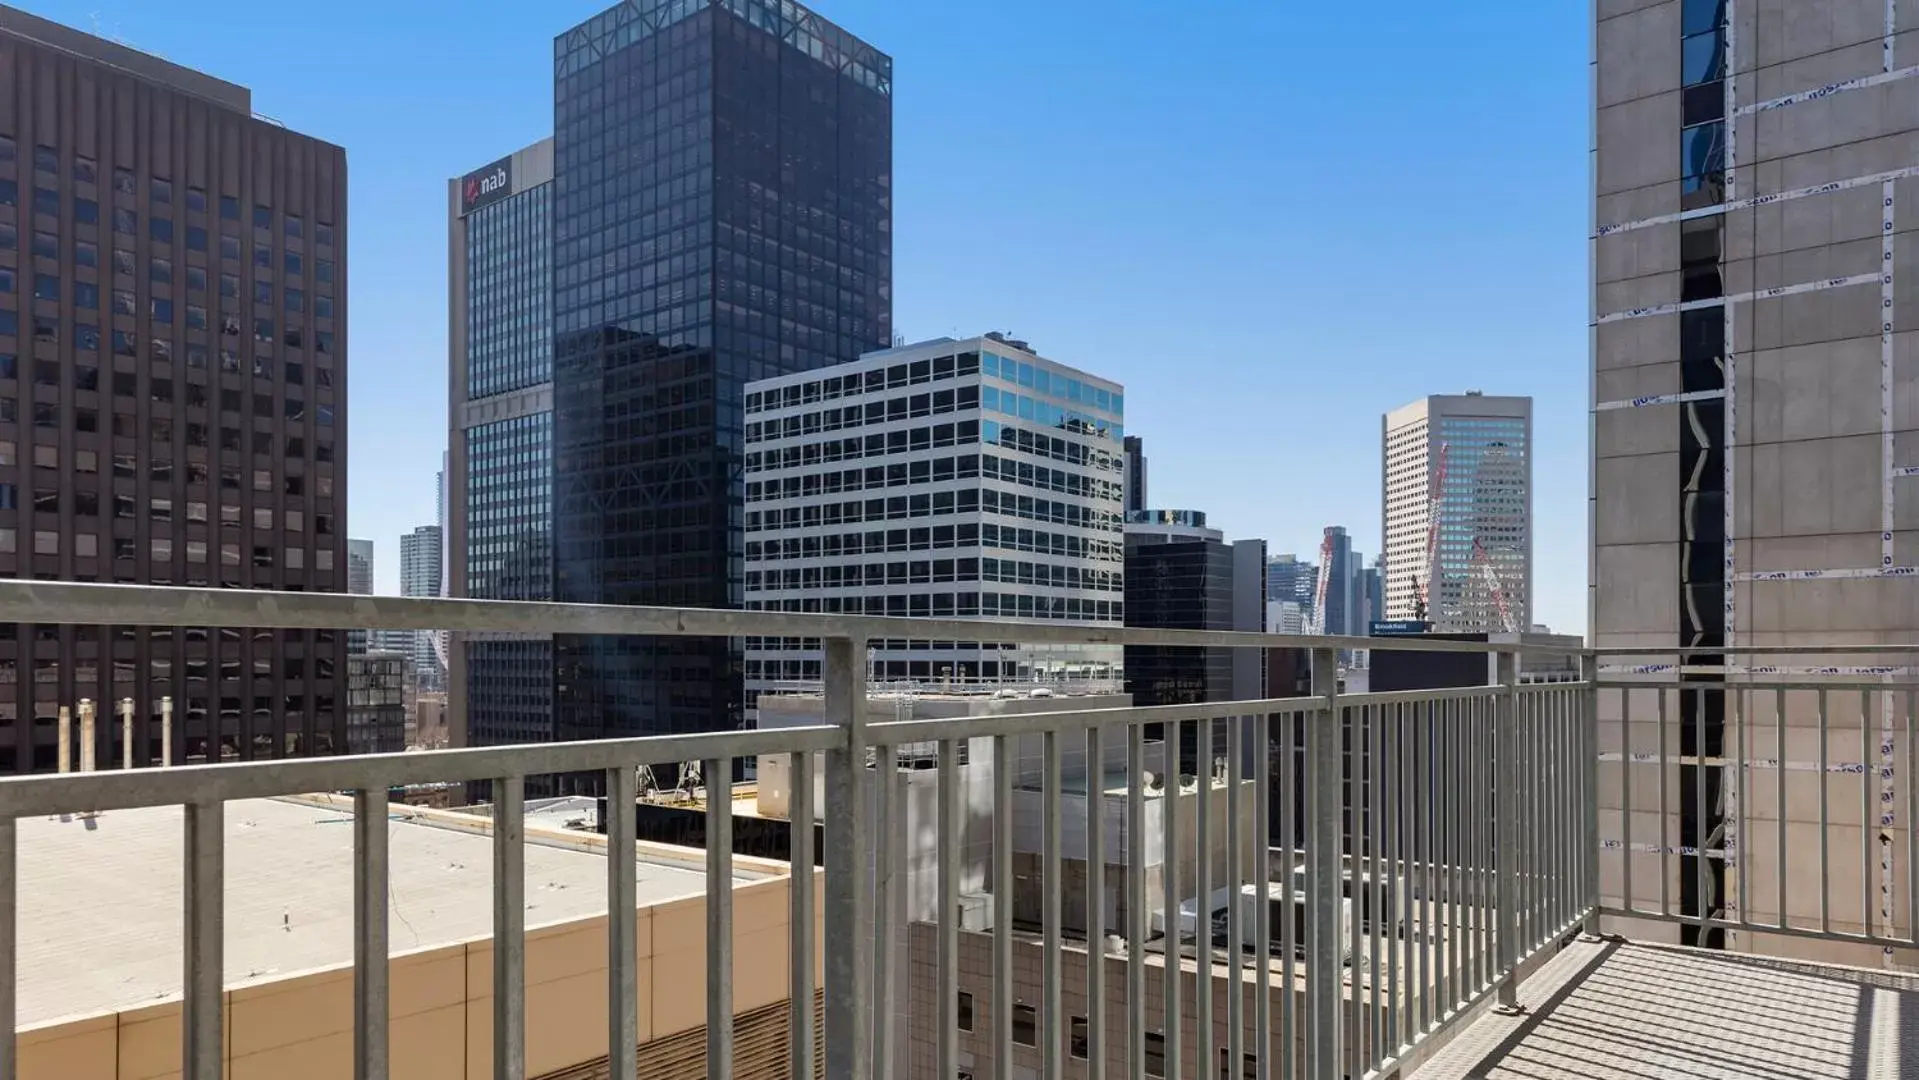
top-left (1415, 938), bottom-right (1919, 1079)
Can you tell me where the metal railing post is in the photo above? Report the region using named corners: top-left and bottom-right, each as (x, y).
top-left (821, 636), bottom-right (872, 1080)
top-left (162, 696), bottom-right (174, 767)
top-left (78, 699), bottom-right (95, 773)
top-left (1495, 651), bottom-right (1523, 1013)
top-left (120, 698), bottom-right (134, 770)
top-left (56, 705), bottom-right (70, 774)
top-left (1306, 646), bottom-right (1345, 1078)
top-left (1580, 653), bottom-right (1602, 937)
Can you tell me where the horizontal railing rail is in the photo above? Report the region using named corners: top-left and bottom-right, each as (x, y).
top-left (1594, 673), bottom-right (1919, 958)
top-left (0, 578), bottom-right (1585, 654)
top-left (0, 580), bottom-right (1608, 1080)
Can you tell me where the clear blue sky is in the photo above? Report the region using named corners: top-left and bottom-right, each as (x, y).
top-left (23, 0), bottom-right (1592, 631)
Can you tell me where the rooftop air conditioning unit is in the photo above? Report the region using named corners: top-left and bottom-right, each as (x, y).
top-left (957, 891), bottom-right (994, 932)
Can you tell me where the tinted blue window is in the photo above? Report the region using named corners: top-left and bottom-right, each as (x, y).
top-left (1682, 0), bottom-right (1725, 36)
top-left (1682, 31), bottom-right (1723, 86)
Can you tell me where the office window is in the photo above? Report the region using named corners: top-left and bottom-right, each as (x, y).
top-left (1012, 1004), bottom-right (1037, 1047)
top-left (186, 186), bottom-right (207, 213)
top-left (1070, 1017), bottom-right (1088, 1059)
top-left (73, 156), bottom-right (95, 184)
top-left (220, 195), bottom-right (240, 221)
top-left (956, 991), bottom-right (973, 1033)
top-left (253, 204), bottom-right (272, 229)
top-left (74, 197), bottom-right (97, 224)
top-left (1681, 121), bottom-right (1725, 207)
top-left (32, 145), bottom-right (55, 173)
top-left (32, 275), bottom-right (57, 302)
top-left (1145, 1033), bottom-right (1167, 1077)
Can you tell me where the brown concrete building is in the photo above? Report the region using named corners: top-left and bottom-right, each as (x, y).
top-left (0, 5), bottom-right (347, 772)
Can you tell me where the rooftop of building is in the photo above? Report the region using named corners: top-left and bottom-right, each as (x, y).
top-left (0, 4), bottom-right (251, 114)
top-left (748, 332), bottom-right (1123, 395)
top-left (14, 794), bottom-right (763, 1027)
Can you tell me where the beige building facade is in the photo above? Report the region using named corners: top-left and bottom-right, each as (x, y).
top-left (1593, 0), bottom-right (1919, 964)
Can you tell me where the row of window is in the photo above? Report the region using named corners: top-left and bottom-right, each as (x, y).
top-left (0, 227), bottom-right (335, 296)
top-left (1, 353), bottom-right (332, 393)
top-left (748, 358), bottom-right (976, 419)
top-left (746, 420), bottom-right (982, 469)
top-left (0, 396), bottom-right (338, 433)
top-left (1, 206), bottom-right (339, 289)
top-left (747, 521), bottom-right (1123, 565)
top-left (0, 137), bottom-right (335, 244)
top-left (746, 384), bottom-right (982, 442)
top-left (1, 656), bottom-right (338, 684)
top-left (746, 556), bottom-right (1121, 594)
top-left (0, 529), bottom-right (334, 568)
top-left (748, 485), bottom-right (1122, 536)
top-left (0, 309), bottom-right (339, 357)
top-left (746, 591), bottom-right (1123, 622)
top-left (3, 489), bottom-right (333, 529)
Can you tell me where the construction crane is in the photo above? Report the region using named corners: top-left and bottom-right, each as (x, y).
top-left (1412, 442), bottom-right (1450, 622)
top-left (1471, 536), bottom-right (1521, 634)
top-left (1310, 530), bottom-right (1335, 634)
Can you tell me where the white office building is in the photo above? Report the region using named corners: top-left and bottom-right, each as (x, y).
top-left (1381, 392), bottom-right (1532, 632)
top-left (743, 335), bottom-right (1126, 700)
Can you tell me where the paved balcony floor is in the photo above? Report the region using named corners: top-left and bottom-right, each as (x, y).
top-left (1416, 938), bottom-right (1919, 1079)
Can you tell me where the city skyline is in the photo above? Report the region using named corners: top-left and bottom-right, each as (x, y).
top-left (0, 0), bottom-right (1586, 628)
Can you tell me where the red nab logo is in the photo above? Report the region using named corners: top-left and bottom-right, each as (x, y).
top-left (460, 159), bottom-right (512, 214)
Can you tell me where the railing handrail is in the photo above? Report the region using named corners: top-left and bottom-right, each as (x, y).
top-left (0, 578), bottom-right (1580, 655)
top-left (0, 725), bottom-right (843, 817)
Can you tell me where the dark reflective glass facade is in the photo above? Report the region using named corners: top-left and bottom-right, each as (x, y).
top-left (465, 186), bottom-right (550, 398)
top-left (457, 170), bottom-right (554, 755)
top-left (551, 0), bottom-right (890, 738)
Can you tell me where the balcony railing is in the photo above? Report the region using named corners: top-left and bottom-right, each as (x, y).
top-left (0, 580), bottom-right (1906, 1078)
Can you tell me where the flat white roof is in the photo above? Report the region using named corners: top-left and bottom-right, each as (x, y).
top-left (16, 796), bottom-right (740, 1026)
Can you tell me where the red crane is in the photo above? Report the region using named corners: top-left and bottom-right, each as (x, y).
top-left (1472, 536), bottom-right (1520, 633)
top-left (1311, 530), bottom-right (1335, 634)
top-left (1413, 442), bottom-right (1450, 619)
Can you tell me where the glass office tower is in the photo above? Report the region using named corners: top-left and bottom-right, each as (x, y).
top-left (446, 139), bottom-right (556, 755)
top-left (551, 0), bottom-right (891, 739)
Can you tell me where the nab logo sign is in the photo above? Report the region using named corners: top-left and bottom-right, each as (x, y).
top-left (460, 157), bottom-right (513, 215)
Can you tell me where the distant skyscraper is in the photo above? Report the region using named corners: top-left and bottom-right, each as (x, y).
top-left (400, 526), bottom-right (444, 692)
top-left (347, 539), bottom-right (375, 656)
top-left (1382, 393), bottom-right (1531, 632)
top-left (1266, 555), bottom-right (1317, 629)
top-left (1363, 555), bottom-right (1384, 630)
top-left (1312, 526), bottom-right (1358, 635)
top-left (1123, 435), bottom-right (1148, 514)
